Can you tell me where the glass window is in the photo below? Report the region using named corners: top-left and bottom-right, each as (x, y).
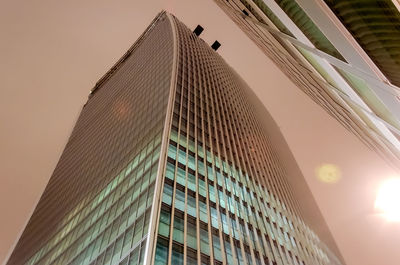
top-left (158, 208), bottom-right (171, 237)
top-left (199, 200), bottom-right (208, 223)
top-left (123, 186), bottom-right (134, 210)
top-left (103, 245), bottom-right (113, 265)
top-left (239, 222), bottom-right (247, 244)
top-left (166, 162), bottom-right (175, 181)
top-left (225, 177), bottom-right (231, 192)
top-left (170, 130), bottom-right (178, 143)
top-left (171, 243), bottom-right (184, 265)
top-left (178, 149), bottom-right (186, 165)
top-left (188, 154), bottom-right (196, 171)
top-left (188, 140), bottom-right (196, 153)
top-left (198, 178), bottom-right (206, 197)
top-left (132, 215), bottom-right (144, 247)
top-left (101, 224), bottom-right (112, 250)
top-left (212, 234), bottom-right (222, 261)
top-left (92, 234), bottom-right (103, 260)
top-left (210, 207), bottom-right (218, 229)
top-left (137, 192), bottom-right (147, 216)
top-left (249, 228), bottom-right (256, 247)
top-left (206, 151), bottom-right (213, 163)
top-left (218, 190), bottom-right (225, 209)
top-left (155, 237), bottom-right (169, 265)
top-left (144, 155), bottom-right (153, 172)
top-left (147, 183), bottom-right (154, 207)
top-left (224, 239), bottom-right (234, 265)
top-left (230, 217), bottom-right (239, 240)
top-left (128, 246), bottom-right (139, 265)
top-left (198, 145), bottom-right (204, 158)
top-left (207, 166), bottom-right (214, 181)
top-left (152, 145), bottom-right (161, 164)
top-left (168, 144), bottom-right (177, 160)
top-left (200, 227), bottom-right (210, 255)
top-left (111, 235), bottom-right (123, 264)
top-left (187, 220), bottom-right (197, 249)
top-left (208, 184), bottom-right (216, 203)
top-left (187, 172), bottom-right (196, 192)
top-left (132, 182), bottom-right (141, 203)
top-left (239, 186), bottom-right (245, 201)
top-left (128, 199), bottom-right (138, 224)
top-left (176, 167), bottom-right (186, 186)
top-left (118, 208), bottom-right (129, 234)
top-left (220, 211), bottom-right (229, 235)
top-left (187, 194), bottom-right (197, 218)
top-left (122, 225), bottom-right (134, 256)
top-left (216, 171), bottom-right (223, 187)
top-left (150, 164), bottom-right (158, 183)
top-left (162, 183), bottom-right (173, 206)
top-left (179, 135), bottom-right (187, 148)
top-left (82, 241), bottom-right (94, 264)
top-left (233, 182), bottom-right (239, 197)
top-left (172, 214), bottom-right (184, 244)
top-left (222, 161), bottom-right (228, 174)
top-left (227, 196), bottom-right (234, 214)
top-left (197, 160), bottom-right (205, 176)
top-left (236, 245), bottom-right (244, 265)
top-left (174, 189), bottom-right (185, 212)
top-left (215, 159), bottom-right (220, 169)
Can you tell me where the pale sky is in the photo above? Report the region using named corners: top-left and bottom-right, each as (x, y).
top-left (1, 1), bottom-right (400, 265)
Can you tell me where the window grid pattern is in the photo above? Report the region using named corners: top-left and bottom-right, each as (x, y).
top-left (8, 13), bottom-right (173, 265)
top-left (214, 0), bottom-right (400, 168)
top-left (153, 15), bottom-right (339, 265)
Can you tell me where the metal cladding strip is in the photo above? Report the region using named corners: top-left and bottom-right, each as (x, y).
top-left (143, 12), bottom-right (180, 265)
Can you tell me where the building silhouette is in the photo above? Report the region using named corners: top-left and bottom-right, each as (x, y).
top-left (215, 0), bottom-right (400, 169)
top-left (8, 12), bottom-right (344, 265)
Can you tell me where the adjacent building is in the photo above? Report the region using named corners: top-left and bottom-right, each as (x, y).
top-left (215, 0), bottom-right (400, 169)
top-left (8, 12), bottom-right (344, 265)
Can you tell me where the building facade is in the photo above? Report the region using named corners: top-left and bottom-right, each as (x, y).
top-left (215, 0), bottom-right (400, 169)
top-left (8, 12), bottom-right (343, 265)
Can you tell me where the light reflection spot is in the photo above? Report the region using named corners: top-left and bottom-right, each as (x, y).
top-left (375, 178), bottom-right (400, 222)
top-left (315, 164), bottom-right (341, 184)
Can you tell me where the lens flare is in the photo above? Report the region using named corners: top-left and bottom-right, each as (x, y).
top-left (316, 164), bottom-right (341, 184)
top-left (375, 178), bottom-right (400, 222)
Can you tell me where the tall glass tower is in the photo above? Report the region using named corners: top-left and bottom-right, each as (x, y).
top-left (8, 12), bottom-right (344, 265)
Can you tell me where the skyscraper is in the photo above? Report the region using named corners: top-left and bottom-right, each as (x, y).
top-left (215, 0), bottom-right (400, 169)
top-left (8, 11), bottom-right (344, 265)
